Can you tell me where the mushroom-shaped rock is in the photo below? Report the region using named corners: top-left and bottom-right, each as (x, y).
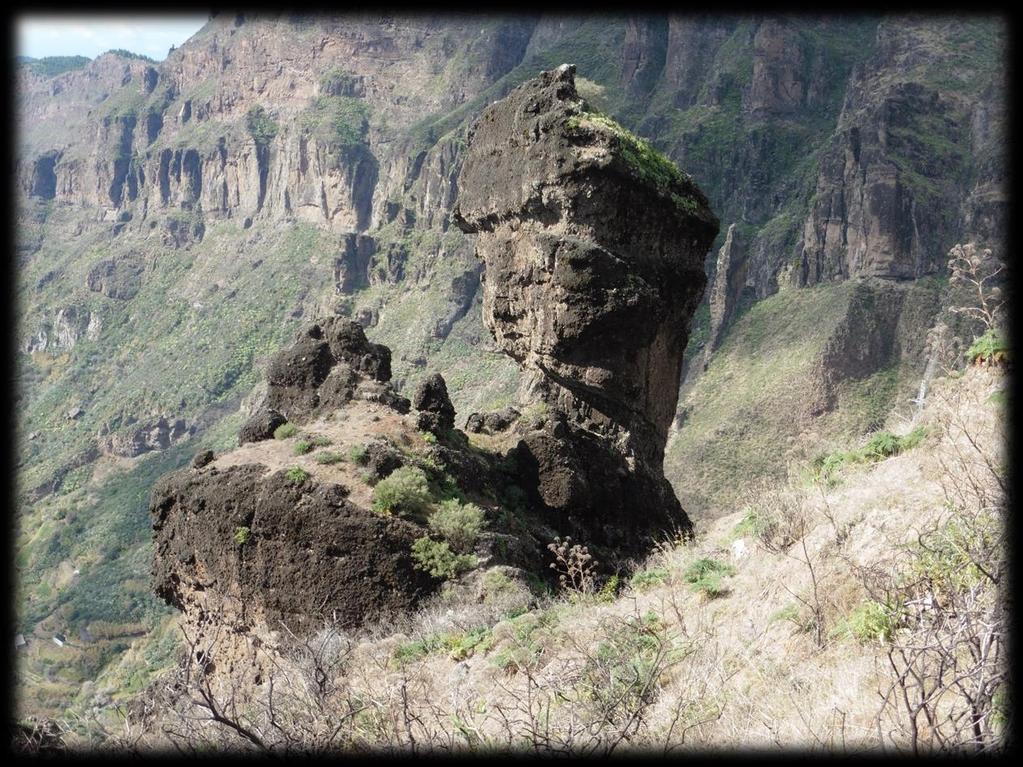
top-left (453, 64), bottom-right (718, 546)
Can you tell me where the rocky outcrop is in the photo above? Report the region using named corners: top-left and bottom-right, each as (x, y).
top-left (413, 373), bottom-right (456, 435)
top-left (454, 65), bottom-right (717, 545)
top-left (151, 465), bottom-right (434, 630)
top-left (465, 406), bottom-right (520, 435)
top-left (706, 223), bottom-right (751, 355)
top-left (150, 68), bottom-right (716, 654)
top-left (87, 256), bottom-right (145, 300)
top-left (22, 306), bottom-right (103, 354)
top-left (242, 316), bottom-right (410, 433)
top-left (99, 415), bottom-right (192, 458)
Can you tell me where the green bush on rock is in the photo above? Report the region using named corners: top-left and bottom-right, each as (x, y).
top-left (372, 466), bottom-right (433, 517)
top-left (410, 537), bottom-right (477, 579)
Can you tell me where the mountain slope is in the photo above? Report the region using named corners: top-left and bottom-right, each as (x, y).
top-left (14, 13), bottom-right (1007, 721)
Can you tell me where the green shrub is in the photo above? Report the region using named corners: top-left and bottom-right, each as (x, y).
top-left (320, 67), bottom-right (360, 95)
top-left (565, 109), bottom-right (698, 213)
top-left (597, 573), bottom-right (621, 602)
top-left (314, 451), bottom-right (344, 465)
top-left (293, 440), bottom-right (313, 456)
top-left (348, 445), bottom-right (369, 465)
top-left (630, 567), bottom-right (669, 592)
top-left (273, 423), bottom-right (298, 440)
top-left (581, 613), bottom-right (681, 716)
top-left (897, 425), bottom-right (928, 451)
top-left (837, 600), bottom-right (901, 644)
top-left (285, 466), bottom-right (310, 483)
top-left (732, 508), bottom-right (773, 539)
top-left (299, 95), bottom-right (369, 149)
top-left (310, 435), bottom-right (333, 447)
top-left (865, 431), bottom-right (900, 459)
top-left (682, 558), bottom-right (736, 599)
top-left (419, 430), bottom-right (438, 444)
top-left (246, 105), bottom-right (279, 146)
top-left (233, 526), bottom-right (251, 545)
top-left (428, 498), bottom-right (485, 552)
top-left (481, 569), bottom-right (516, 599)
top-left (768, 603), bottom-right (800, 626)
top-left (967, 329), bottom-right (1009, 364)
top-left (372, 466), bottom-right (433, 517)
top-left (410, 537), bottom-right (477, 579)
top-left (393, 627), bottom-right (493, 665)
top-left (392, 635), bottom-right (443, 664)
top-left (906, 511), bottom-right (998, 597)
top-left (815, 425), bottom-right (928, 482)
top-left (445, 627), bottom-right (493, 661)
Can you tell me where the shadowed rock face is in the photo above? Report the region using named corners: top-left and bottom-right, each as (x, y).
top-left (455, 64), bottom-right (718, 543)
top-left (151, 465), bottom-right (434, 630)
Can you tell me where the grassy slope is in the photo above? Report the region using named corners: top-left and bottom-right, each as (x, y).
top-left (104, 366), bottom-right (1004, 751)
top-left (667, 282), bottom-right (855, 517)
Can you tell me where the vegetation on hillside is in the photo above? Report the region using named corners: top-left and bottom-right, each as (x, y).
top-left (21, 55), bottom-right (91, 78)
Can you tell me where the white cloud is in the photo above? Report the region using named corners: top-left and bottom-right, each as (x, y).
top-left (16, 14), bottom-right (209, 61)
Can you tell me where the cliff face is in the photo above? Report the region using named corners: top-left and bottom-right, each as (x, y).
top-left (794, 20), bottom-right (1006, 286)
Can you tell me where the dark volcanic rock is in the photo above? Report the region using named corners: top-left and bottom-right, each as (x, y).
top-left (453, 64), bottom-right (718, 546)
top-left (151, 465), bottom-right (436, 629)
top-left (191, 449), bottom-right (215, 469)
top-left (465, 406), bottom-right (520, 434)
top-left (86, 257), bottom-right (144, 300)
top-left (413, 372), bottom-right (456, 435)
top-left (363, 440), bottom-right (405, 481)
top-left (258, 317), bottom-right (400, 426)
top-left (238, 408), bottom-right (287, 445)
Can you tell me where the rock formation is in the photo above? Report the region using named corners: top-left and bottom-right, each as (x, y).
top-left (150, 67), bottom-right (717, 653)
top-left (454, 64), bottom-right (718, 546)
top-left (413, 373), bottom-right (456, 435)
top-left (239, 316), bottom-right (410, 439)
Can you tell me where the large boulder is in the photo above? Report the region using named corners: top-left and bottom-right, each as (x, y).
top-left (151, 465), bottom-right (436, 630)
top-left (454, 64), bottom-right (718, 544)
top-left (245, 317), bottom-right (407, 437)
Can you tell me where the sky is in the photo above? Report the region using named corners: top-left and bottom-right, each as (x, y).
top-left (16, 14), bottom-right (210, 62)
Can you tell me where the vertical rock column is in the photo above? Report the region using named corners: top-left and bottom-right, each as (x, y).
top-left (454, 64), bottom-right (719, 550)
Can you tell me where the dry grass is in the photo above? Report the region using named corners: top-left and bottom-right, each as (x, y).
top-left (63, 366), bottom-right (1005, 754)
